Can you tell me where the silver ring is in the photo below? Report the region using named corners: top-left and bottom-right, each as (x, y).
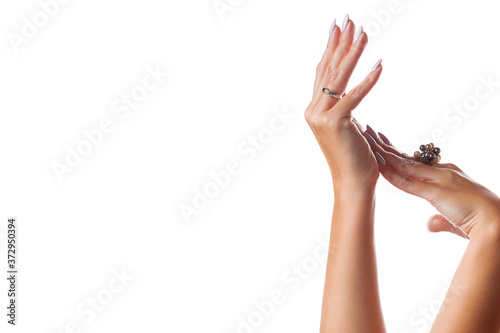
top-left (322, 88), bottom-right (342, 100)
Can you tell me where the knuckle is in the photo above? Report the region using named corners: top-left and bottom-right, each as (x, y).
top-left (304, 107), bottom-right (313, 121)
top-left (304, 111), bottom-right (311, 122)
top-left (400, 175), bottom-right (414, 188)
top-left (337, 40), bottom-right (349, 51)
top-left (319, 114), bottom-right (332, 127)
top-left (304, 112), bottom-right (317, 125)
top-left (348, 47), bottom-right (362, 60)
top-left (399, 158), bottom-right (416, 174)
top-left (441, 169), bottom-right (458, 181)
top-left (401, 152), bottom-right (411, 159)
top-left (328, 68), bottom-right (340, 81)
top-left (336, 68), bottom-right (346, 79)
top-left (325, 64), bottom-right (333, 75)
top-left (349, 86), bottom-right (362, 99)
top-left (307, 113), bottom-right (329, 128)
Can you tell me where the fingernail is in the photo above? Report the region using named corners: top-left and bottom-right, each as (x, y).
top-left (354, 26), bottom-right (363, 41)
top-left (366, 124), bottom-right (378, 140)
top-left (375, 152), bottom-right (386, 166)
top-left (378, 132), bottom-right (391, 145)
top-left (372, 59), bottom-right (382, 71)
top-left (363, 132), bottom-right (377, 146)
top-left (329, 18), bottom-right (336, 35)
top-left (341, 14), bottom-right (349, 32)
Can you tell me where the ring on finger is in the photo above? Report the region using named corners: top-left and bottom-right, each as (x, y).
top-left (322, 88), bottom-right (342, 100)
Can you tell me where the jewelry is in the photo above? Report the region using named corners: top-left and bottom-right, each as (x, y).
top-left (414, 143), bottom-right (441, 165)
top-left (322, 88), bottom-right (342, 100)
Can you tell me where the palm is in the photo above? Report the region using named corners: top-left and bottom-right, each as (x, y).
top-left (305, 17), bottom-right (382, 190)
top-left (340, 118), bottom-right (379, 183)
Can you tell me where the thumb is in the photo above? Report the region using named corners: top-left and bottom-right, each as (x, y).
top-left (427, 214), bottom-right (470, 239)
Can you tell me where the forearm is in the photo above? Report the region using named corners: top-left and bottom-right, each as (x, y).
top-left (431, 225), bottom-right (500, 333)
top-left (320, 186), bottom-right (386, 333)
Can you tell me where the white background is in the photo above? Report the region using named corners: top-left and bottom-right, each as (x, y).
top-left (1, 0), bottom-right (500, 332)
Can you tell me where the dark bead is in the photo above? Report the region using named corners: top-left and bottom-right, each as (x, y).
top-left (420, 145), bottom-right (426, 151)
top-left (433, 147), bottom-right (441, 155)
top-left (428, 152), bottom-right (436, 160)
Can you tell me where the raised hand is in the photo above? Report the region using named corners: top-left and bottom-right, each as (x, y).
top-left (305, 15), bottom-right (382, 191)
top-left (309, 16), bottom-right (386, 333)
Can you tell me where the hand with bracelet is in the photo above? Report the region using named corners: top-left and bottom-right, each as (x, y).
top-left (306, 14), bottom-right (500, 333)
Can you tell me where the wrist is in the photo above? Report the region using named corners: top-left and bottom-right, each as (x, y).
top-left (473, 203), bottom-right (500, 244)
top-left (334, 184), bottom-right (376, 208)
top-left (334, 182), bottom-right (376, 199)
top-left (332, 185), bottom-right (376, 232)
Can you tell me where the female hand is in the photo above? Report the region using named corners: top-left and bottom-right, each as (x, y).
top-left (366, 133), bottom-right (500, 239)
top-left (304, 17), bottom-right (383, 191)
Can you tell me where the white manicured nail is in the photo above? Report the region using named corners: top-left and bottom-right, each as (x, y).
top-left (378, 132), bottom-right (391, 145)
top-left (375, 152), bottom-right (386, 166)
top-left (355, 26), bottom-right (363, 41)
top-left (366, 124), bottom-right (378, 140)
top-left (341, 14), bottom-right (349, 32)
top-left (372, 59), bottom-right (382, 71)
top-left (363, 132), bottom-right (377, 146)
top-left (329, 18), bottom-right (336, 35)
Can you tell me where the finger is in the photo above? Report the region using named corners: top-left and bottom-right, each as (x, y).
top-left (363, 131), bottom-right (377, 146)
top-left (373, 133), bottom-right (459, 172)
top-left (427, 214), bottom-right (470, 239)
top-left (378, 131), bottom-right (391, 145)
top-left (322, 25), bottom-right (368, 107)
top-left (332, 61), bottom-right (382, 118)
top-left (432, 163), bottom-right (463, 172)
top-left (372, 143), bottom-right (442, 182)
top-left (329, 19), bottom-right (355, 74)
top-left (376, 155), bottom-right (438, 200)
top-left (370, 143), bottom-right (440, 200)
top-left (365, 130), bottom-right (462, 184)
top-left (364, 127), bottom-right (399, 156)
top-left (315, 19), bottom-right (356, 110)
top-left (314, 24), bottom-right (341, 94)
top-left (375, 131), bottom-right (412, 159)
top-left (333, 27), bottom-right (368, 88)
top-left (365, 128), bottom-right (412, 159)
top-left (352, 117), bottom-right (366, 134)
